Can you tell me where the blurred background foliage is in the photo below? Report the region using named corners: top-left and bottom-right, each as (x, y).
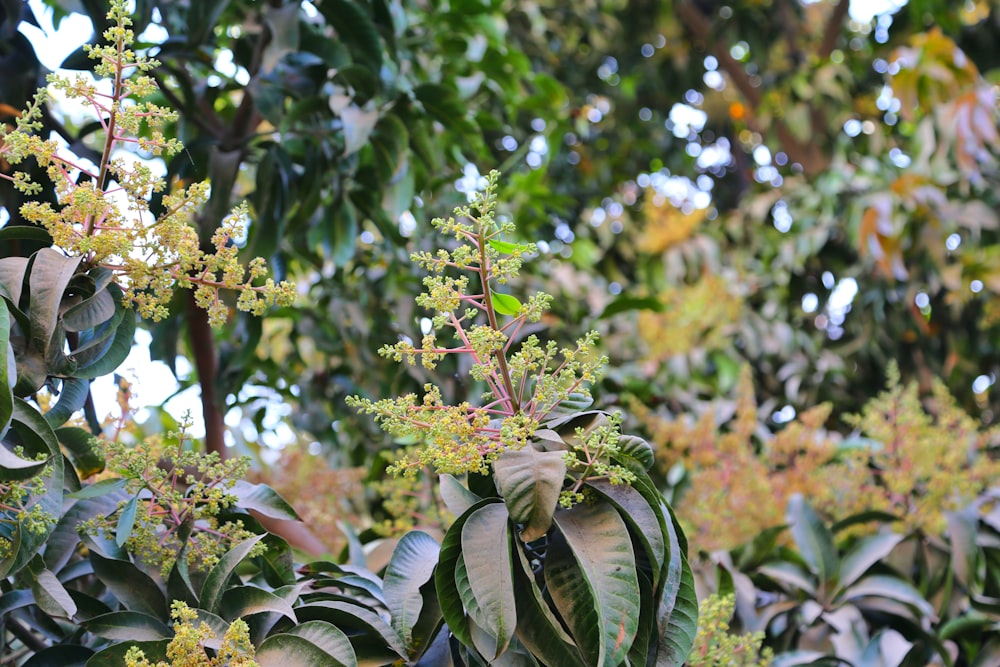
top-left (4, 0), bottom-right (1000, 659)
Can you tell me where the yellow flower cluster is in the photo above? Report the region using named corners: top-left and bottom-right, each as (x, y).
top-left (0, 0), bottom-right (294, 328)
top-left (125, 601), bottom-right (258, 667)
top-left (348, 171), bottom-right (608, 479)
top-left (78, 425), bottom-right (265, 576)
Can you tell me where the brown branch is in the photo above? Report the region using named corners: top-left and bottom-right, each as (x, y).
top-left (186, 292), bottom-right (227, 459)
top-left (674, 0), bottom-right (832, 175)
top-left (819, 0), bottom-right (851, 59)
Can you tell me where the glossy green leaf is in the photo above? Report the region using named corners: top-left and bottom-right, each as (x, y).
top-left (285, 620), bottom-right (359, 667)
top-left (200, 534), bottom-right (266, 614)
top-left (436, 498), bottom-right (502, 649)
top-left (1, 400), bottom-right (64, 577)
top-left (230, 480), bottom-right (300, 520)
top-left (42, 378), bottom-right (90, 428)
top-left (0, 257), bottom-right (28, 306)
top-left (21, 644), bottom-right (93, 666)
top-left (370, 113), bottom-right (409, 184)
top-left (45, 491), bottom-right (126, 572)
top-left (318, 0), bottom-right (382, 70)
top-left (89, 552), bottom-right (168, 618)
top-left (616, 434), bottom-right (655, 473)
top-left (587, 478), bottom-right (665, 588)
top-left (258, 634), bottom-right (351, 667)
top-left (115, 494), bottom-right (139, 547)
top-left (26, 248), bottom-right (82, 355)
top-left (510, 530), bottom-right (586, 666)
top-left (439, 474), bottom-right (482, 517)
top-left (462, 502), bottom-right (517, 658)
top-left (0, 299), bottom-right (13, 436)
top-left (787, 494), bottom-right (838, 585)
top-left (295, 600), bottom-right (408, 659)
top-left (383, 530), bottom-right (440, 650)
top-left (837, 531), bottom-right (905, 592)
top-left (493, 445), bottom-right (565, 542)
top-left (67, 478), bottom-right (127, 499)
top-left (219, 585), bottom-right (298, 623)
top-left (655, 543), bottom-right (698, 667)
top-left (56, 426), bottom-right (105, 479)
top-left (86, 640), bottom-right (170, 667)
top-left (73, 286), bottom-right (136, 379)
top-left (62, 287), bottom-right (115, 332)
top-left (82, 611), bottom-right (173, 641)
top-left (0, 439), bottom-right (49, 478)
top-left (491, 293), bottom-right (522, 316)
top-left (548, 501), bottom-right (640, 667)
top-left (842, 574), bottom-right (935, 619)
top-left (31, 567), bottom-right (77, 618)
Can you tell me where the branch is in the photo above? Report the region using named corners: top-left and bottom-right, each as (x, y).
top-left (819, 0), bottom-right (851, 59)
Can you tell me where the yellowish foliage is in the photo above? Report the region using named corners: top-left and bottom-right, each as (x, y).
top-left (638, 191), bottom-right (707, 253)
top-left (641, 365), bottom-right (1000, 552)
top-left (638, 274), bottom-right (743, 360)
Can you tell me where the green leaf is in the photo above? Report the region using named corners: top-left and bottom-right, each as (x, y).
top-left (82, 611), bottom-right (173, 641)
top-left (491, 293), bottom-right (522, 316)
top-left (370, 112), bottom-right (409, 184)
top-left (0, 440), bottom-right (49, 478)
top-left (598, 295), bottom-right (664, 319)
top-left (758, 561), bottom-right (817, 596)
top-left (1, 400), bottom-right (64, 577)
top-left (258, 634), bottom-right (354, 667)
top-left (318, 0), bottom-right (382, 71)
top-left (285, 620), bottom-right (359, 667)
top-left (73, 286), bottom-right (136, 379)
top-left (511, 531), bottom-right (586, 666)
top-left (62, 288), bottom-right (115, 332)
top-left (45, 491), bottom-right (126, 572)
top-left (219, 585), bottom-right (298, 623)
top-left (383, 530), bottom-right (440, 651)
top-left (616, 435), bottom-right (655, 473)
top-left (86, 640), bottom-right (170, 667)
top-left (230, 480), bottom-right (300, 520)
top-left (439, 474), bottom-right (482, 517)
top-left (20, 644), bottom-right (93, 666)
top-left (26, 249), bottom-right (82, 353)
top-left (493, 445), bottom-right (565, 542)
top-left (587, 479), bottom-right (665, 589)
top-left (340, 103), bottom-right (379, 157)
top-left (842, 575), bottom-right (935, 620)
top-left (56, 426), bottom-right (105, 479)
top-left (837, 532), bottom-right (905, 592)
top-left (115, 494), bottom-right (139, 547)
top-left (787, 494), bottom-right (838, 585)
top-left (295, 600), bottom-right (408, 659)
top-left (0, 225), bottom-right (52, 245)
top-left (89, 552), bottom-right (168, 618)
top-left (43, 378), bottom-right (90, 428)
top-left (31, 567), bottom-right (77, 618)
top-left (0, 299), bottom-right (14, 436)
top-left (67, 478), bottom-right (127, 500)
top-left (435, 498), bottom-right (502, 648)
top-left (548, 502), bottom-right (641, 667)
top-left (462, 502), bottom-right (517, 658)
top-left (655, 540), bottom-right (698, 666)
top-left (200, 534), bottom-right (266, 614)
